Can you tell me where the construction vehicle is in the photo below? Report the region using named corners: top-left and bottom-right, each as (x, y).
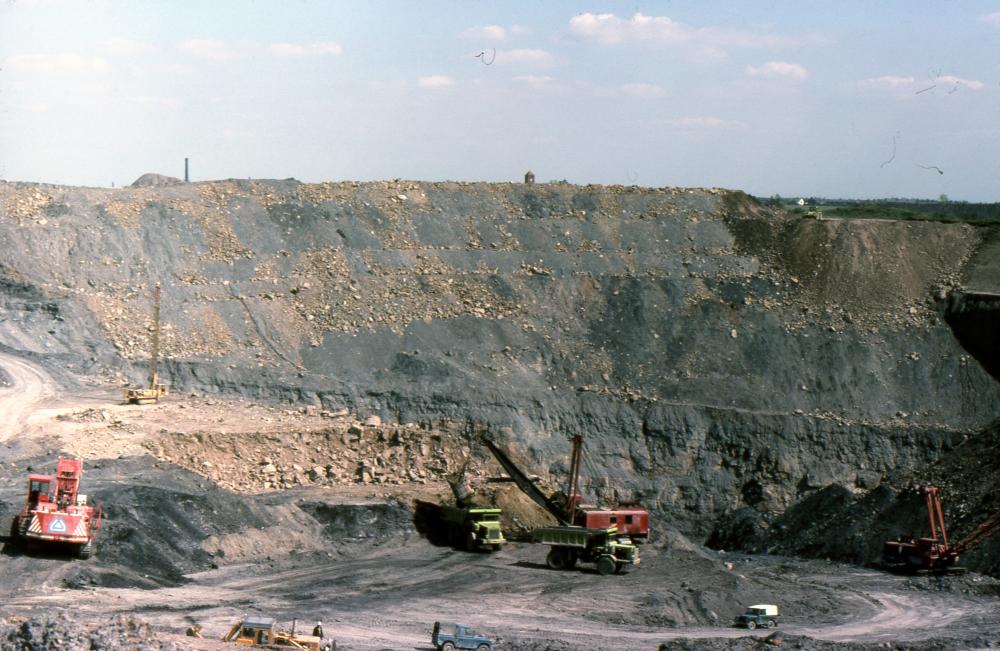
top-left (443, 505), bottom-right (505, 551)
top-left (533, 525), bottom-right (639, 574)
top-left (415, 458), bottom-right (506, 552)
top-left (414, 501), bottom-right (506, 552)
top-left (483, 435), bottom-right (650, 540)
top-left (124, 285), bottom-right (168, 403)
top-left (9, 457), bottom-right (102, 559)
top-left (431, 621), bottom-right (492, 651)
top-left (483, 436), bottom-right (641, 573)
top-left (883, 485), bottom-right (1000, 573)
top-left (736, 604), bottom-right (780, 630)
top-left (222, 615), bottom-right (321, 650)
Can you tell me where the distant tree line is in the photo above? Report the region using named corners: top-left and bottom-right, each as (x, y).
top-left (755, 195), bottom-right (1000, 225)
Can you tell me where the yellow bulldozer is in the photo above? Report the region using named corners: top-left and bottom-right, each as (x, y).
top-left (222, 615), bottom-right (322, 650)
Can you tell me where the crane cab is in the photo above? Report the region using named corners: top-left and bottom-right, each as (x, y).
top-left (228, 615), bottom-right (276, 645)
top-left (26, 475), bottom-right (52, 507)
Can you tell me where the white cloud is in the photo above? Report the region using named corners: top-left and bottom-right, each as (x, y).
top-left (661, 116), bottom-right (742, 129)
top-left (620, 82), bottom-right (666, 98)
top-left (463, 25), bottom-right (508, 41)
top-left (497, 48), bottom-right (554, 67)
top-left (860, 75), bottom-right (915, 89)
top-left (102, 38), bottom-right (152, 55)
top-left (746, 61), bottom-right (808, 80)
top-left (512, 75), bottom-right (555, 88)
top-left (177, 39), bottom-right (343, 61)
top-left (568, 12), bottom-right (828, 53)
top-left (112, 95), bottom-right (181, 110)
top-left (176, 39), bottom-right (246, 61)
top-left (570, 12), bottom-right (685, 45)
top-left (5, 53), bottom-right (110, 74)
top-left (462, 24), bottom-right (531, 41)
top-left (860, 74), bottom-right (983, 93)
top-left (417, 75), bottom-right (454, 88)
top-left (267, 42), bottom-right (343, 57)
top-left (979, 11), bottom-right (1000, 26)
top-left (19, 101), bottom-right (50, 113)
top-left (934, 75), bottom-right (984, 90)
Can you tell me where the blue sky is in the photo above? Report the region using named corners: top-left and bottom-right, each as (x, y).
top-left (1, 1), bottom-right (999, 200)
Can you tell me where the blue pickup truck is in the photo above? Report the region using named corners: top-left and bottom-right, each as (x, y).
top-left (431, 621), bottom-right (492, 651)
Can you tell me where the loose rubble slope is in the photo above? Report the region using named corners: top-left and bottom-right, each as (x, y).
top-left (0, 179), bottom-right (997, 550)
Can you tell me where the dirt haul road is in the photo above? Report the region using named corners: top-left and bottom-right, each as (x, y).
top-left (0, 352), bottom-right (58, 443)
top-left (0, 353), bottom-right (998, 650)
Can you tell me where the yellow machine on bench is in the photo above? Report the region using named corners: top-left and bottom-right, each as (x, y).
top-left (123, 285), bottom-right (169, 404)
top-left (222, 615), bottom-right (322, 650)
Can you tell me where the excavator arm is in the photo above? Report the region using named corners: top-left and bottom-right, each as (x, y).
top-left (482, 438), bottom-right (570, 525)
top-left (954, 510), bottom-right (1000, 556)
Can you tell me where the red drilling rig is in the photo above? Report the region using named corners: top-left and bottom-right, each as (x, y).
top-left (882, 485), bottom-right (1000, 573)
top-left (10, 458), bottom-right (102, 559)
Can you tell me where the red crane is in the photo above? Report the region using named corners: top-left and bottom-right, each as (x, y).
top-left (563, 434), bottom-right (650, 541)
top-left (883, 485), bottom-right (1000, 573)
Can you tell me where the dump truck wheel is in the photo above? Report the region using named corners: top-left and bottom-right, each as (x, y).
top-left (77, 539), bottom-right (93, 560)
top-left (442, 642), bottom-right (456, 651)
top-left (565, 551), bottom-right (578, 568)
top-left (746, 620), bottom-right (756, 630)
top-left (9, 518), bottom-right (19, 542)
top-left (546, 548), bottom-right (566, 570)
top-left (466, 532), bottom-right (478, 552)
top-left (491, 544), bottom-right (501, 552)
top-left (596, 555), bottom-right (616, 576)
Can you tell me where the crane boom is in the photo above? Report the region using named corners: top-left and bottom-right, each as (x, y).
top-left (482, 438), bottom-right (569, 525)
top-left (149, 284), bottom-right (161, 390)
top-left (954, 511), bottom-right (1000, 556)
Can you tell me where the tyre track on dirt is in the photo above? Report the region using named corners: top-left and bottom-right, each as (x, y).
top-left (0, 352), bottom-right (58, 445)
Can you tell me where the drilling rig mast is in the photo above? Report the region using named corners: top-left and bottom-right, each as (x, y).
top-left (123, 285), bottom-right (169, 404)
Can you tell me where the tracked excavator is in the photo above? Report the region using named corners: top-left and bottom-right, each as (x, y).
top-left (124, 285), bottom-right (168, 404)
top-left (482, 435), bottom-right (642, 574)
top-left (10, 458), bottom-right (102, 559)
top-left (483, 434), bottom-right (649, 540)
top-left (883, 485), bottom-right (1000, 573)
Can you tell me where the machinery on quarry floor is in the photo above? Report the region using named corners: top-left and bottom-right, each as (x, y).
top-left (533, 524), bottom-right (639, 574)
top-left (483, 435), bottom-right (641, 573)
top-left (431, 621), bottom-right (492, 651)
top-left (222, 615), bottom-right (322, 650)
top-left (414, 500), bottom-right (506, 552)
top-left (483, 435), bottom-right (650, 540)
top-left (415, 459), bottom-right (506, 551)
top-left (123, 285), bottom-right (168, 404)
top-left (735, 604), bottom-right (780, 630)
top-left (9, 457), bottom-right (102, 559)
top-left (883, 485), bottom-right (1000, 573)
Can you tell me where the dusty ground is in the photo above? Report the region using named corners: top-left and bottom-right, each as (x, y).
top-left (0, 353), bottom-right (998, 650)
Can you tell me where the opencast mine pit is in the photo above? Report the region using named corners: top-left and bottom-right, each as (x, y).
top-left (0, 178), bottom-right (998, 650)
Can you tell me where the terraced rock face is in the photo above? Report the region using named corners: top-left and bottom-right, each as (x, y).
top-left (0, 179), bottom-right (997, 544)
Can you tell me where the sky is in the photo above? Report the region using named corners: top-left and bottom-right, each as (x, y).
top-left (1, 1), bottom-right (999, 201)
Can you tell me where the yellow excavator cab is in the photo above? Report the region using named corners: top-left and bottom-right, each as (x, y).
top-left (222, 616), bottom-right (321, 650)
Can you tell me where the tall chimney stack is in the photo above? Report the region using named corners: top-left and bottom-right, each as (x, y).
top-left (184, 157), bottom-right (190, 182)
